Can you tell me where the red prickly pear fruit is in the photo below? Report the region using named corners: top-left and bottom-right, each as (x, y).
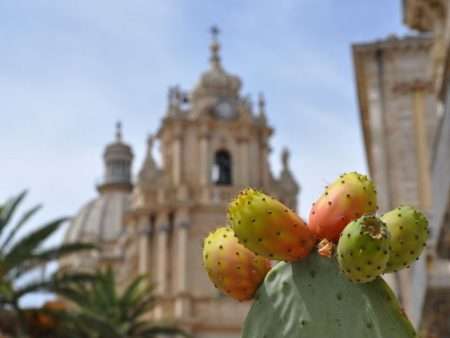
top-left (202, 226), bottom-right (271, 301)
top-left (381, 206), bottom-right (429, 273)
top-left (337, 215), bottom-right (390, 283)
top-left (308, 172), bottom-right (378, 242)
top-left (227, 188), bottom-right (316, 261)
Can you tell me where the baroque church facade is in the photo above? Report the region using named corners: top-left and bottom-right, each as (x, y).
top-left (62, 28), bottom-right (299, 338)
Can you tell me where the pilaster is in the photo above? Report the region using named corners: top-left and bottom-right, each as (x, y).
top-left (174, 208), bottom-right (190, 318)
top-left (172, 126), bottom-right (183, 185)
top-left (137, 216), bottom-right (151, 275)
top-left (155, 213), bottom-right (169, 294)
top-left (199, 125), bottom-right (211, 186)
top-left (238, 134), bottom-right (249, 185)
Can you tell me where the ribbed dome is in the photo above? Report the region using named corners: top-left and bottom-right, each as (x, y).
top-left (195, 66), bottom-right (241, 96)
top-left (65, 191), bottom-right (130, 245)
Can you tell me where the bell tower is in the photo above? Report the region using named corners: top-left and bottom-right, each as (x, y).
top-left (124, 27), bottom-right (300, 337)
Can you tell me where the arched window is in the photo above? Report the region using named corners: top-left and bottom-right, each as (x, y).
top-left (212, 150), bottom-right (232, 185)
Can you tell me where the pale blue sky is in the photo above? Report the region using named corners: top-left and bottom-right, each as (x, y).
top-left (0, 0), bottom-right (412, 304)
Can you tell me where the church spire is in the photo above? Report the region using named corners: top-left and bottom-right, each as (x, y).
top-left (209, 25), bottom-right (222, 70)
top-left (115, 121), bottom-right (123, 142)
top-left (279, 147), bottom-right (299, 192)
top-left (258, 92), bottom-right (267, 123)
top-left (138, 133), bottom-right (160, 184)
top-left (97, 122), bottom-right (134, 194)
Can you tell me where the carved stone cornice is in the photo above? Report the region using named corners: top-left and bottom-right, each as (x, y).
top-left (392, 79), bottom-right (433, 95)
top-left (404, 0), bottom-right (447, 32)
top-left (352, 35), bottom-right (432, 54)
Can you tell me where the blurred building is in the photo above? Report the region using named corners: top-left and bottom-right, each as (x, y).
top-left (61, 27), bottom-right (299, 338)
top-left (353, 1), bottom-right (450, 336)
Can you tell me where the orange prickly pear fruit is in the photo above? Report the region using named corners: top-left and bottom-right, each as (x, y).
top-left (308, 172), bottom-right (378, 242)
top-left (202, 226), bottom-right (271, 301)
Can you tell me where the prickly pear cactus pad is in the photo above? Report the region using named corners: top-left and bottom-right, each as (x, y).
top-left (242, 253), bottom-right (417, 338)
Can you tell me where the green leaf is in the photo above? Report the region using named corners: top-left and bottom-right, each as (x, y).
top-left (0, 204), bottom-right (42, 252)
top-left (137, 326), bottom-right (192, 337)
top-left (3, 217), bottom-right (67, 273)
top-left (0, 190), bottom-right (27, 236)
top-left (13, 271), bottom-right (96, 302)
top-left (9, 242), bottom-right (96, 280)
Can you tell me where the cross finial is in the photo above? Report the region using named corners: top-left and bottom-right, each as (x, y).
top-left (147, 133), bottom-right (155, 149)
top-left (209, 25), bottom-right (221, 69)
top-left (210, 25), bottom-right (220, 41)
top-left (115, 121), bottom-right (122, 142)
top-left (282, 148), bottom-right (290, 170)
top-left (258, 92), bottom-right (266, 111)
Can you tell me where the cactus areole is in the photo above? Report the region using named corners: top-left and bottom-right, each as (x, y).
top-left (242, 253), bottom-right (417, 338)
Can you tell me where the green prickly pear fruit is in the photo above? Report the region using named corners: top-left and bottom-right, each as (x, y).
top-left (242, 253), bottom-right (417, 338)
top-left (337, 215), bottom-right (390, 283)
top-left (308, 171), bottom-right (378, 242)
top-left (228, 188), bottom-right (316, 261)
top-left (381, 206), bottom-right (429, 272)
top-left (202, 226), bottom-right (271, 301)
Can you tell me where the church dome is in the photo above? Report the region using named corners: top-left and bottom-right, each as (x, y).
top-left (62, 122), bottom-right (134, 265)
top-left (192, 27), bottom-right (242, 100)
top-left (65, 191), bottom-right (130, 244)
top-left (196, 63), bottom-right (241, 96)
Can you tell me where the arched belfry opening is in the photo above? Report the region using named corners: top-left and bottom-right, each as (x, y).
top-left (212, 150), bottom-right (232, 185)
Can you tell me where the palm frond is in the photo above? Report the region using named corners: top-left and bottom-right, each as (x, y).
top-left (0, 204), bottom-right (42, 252)
top-left (3, 217), bottom-right (67, 273)
top-left (9, 242), bottom-right (97, 281)
top-left (137, 325), bottom-right (192, 338)
top-left (14, 271), bottom-right (96, 302)
top-left (0, 190), bottom-right (27, 236)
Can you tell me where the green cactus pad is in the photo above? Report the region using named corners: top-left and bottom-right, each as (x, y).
top-left (242, 253), bottom-right (417, 338)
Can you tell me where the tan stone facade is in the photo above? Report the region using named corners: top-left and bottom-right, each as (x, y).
top-left (63, 28), bottom-right (299, 338)
top-left (354, 1), bottom-right (450, 335)
top-left (353, 33), bottom-right (439, 326)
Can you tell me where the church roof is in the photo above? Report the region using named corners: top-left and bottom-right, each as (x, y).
top-left (65, 123), bottom-right (133, 247)
top-left (65, 191), bottom-right (130, 244)
top-left (192, 26), bottom-right (242, 101)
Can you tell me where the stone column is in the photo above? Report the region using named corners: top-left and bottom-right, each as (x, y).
top-left (239, 135), bottom-right (249, 185)
top-left (199, 125), bottom-right (210, 186)
top-left (137, 216), bottom-right (151, 275)
top-left (260, 138), bottom-right (270, 188)
top-left (412, 86), bottom-right (432, 209)
top-left (156, 212), bottom-right (169, 294)
top-left (172, 127), bottom-right (183, 186)
top-left (174, 208), bottom-right (190, 318)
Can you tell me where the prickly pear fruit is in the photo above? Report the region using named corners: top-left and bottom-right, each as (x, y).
top-left (202, 226), bottom-right (271, 301)
top-left (381, 206), bottom-right (429, 272)
top-left (337, 215), bottom-right (390, 283)
top-left (308, 172), bottom-right (377, 242)
top-left (228, 188), bottom-right (316, 261)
